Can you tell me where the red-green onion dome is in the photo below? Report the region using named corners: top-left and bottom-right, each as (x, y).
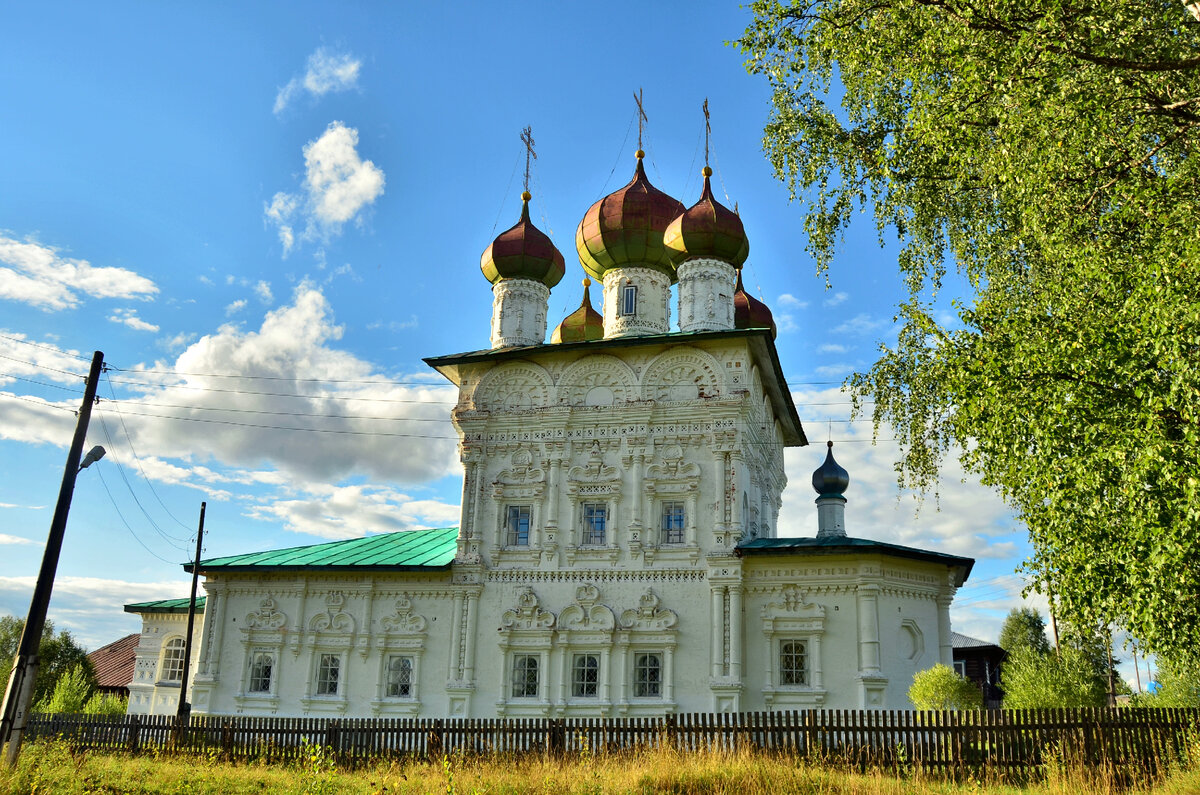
top-left (734, 272), bottom-right (777, 339)
top-left (481, 191), bottom-right (565, 288)
top-left (575, 151), bottom-right (685, 283)
top-left (664, 167), bottom-right (749, 268)
top-left (551, 278), bottom-right (604, 344)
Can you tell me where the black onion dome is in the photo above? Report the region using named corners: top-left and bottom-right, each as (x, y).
top-left (812, 441), bottom-right (850, 496)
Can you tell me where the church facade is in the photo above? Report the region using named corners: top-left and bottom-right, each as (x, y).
top-left (127, 150), bottom-right (972, 719)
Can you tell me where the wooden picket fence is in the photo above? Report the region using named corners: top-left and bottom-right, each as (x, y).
top-left (24, 708), bottom-right (1200, 776)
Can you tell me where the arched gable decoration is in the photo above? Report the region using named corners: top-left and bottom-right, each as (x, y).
top-left (472, 362), bottom-right (553, 412)
top-left (556, 354), bottom-right (638, 407)
top-left (641, 347), bottom-right (724, 402)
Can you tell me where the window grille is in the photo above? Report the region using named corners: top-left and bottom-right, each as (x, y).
top-left (572, 654), bottom-right (600, 698)
top-left (159, 638), bottom-right (186, 683)
top-left (248, 651), bottom-right (273, 693)
top-left (582, 503), bottom-right (607, 545)
top-left (387, 655), bottom-right (413, 698)
top-left (780, 640), bottom-right (808, 686)
top-left (633, 653), bottom-right (662, 697)
top-left (661, 502), bottom-right (685, 544)
top-left (505, 505), bottom-right (531, 546)
top-left (316, 654), bottom-right (341, 696)
top-left (511, 655), bottom-right (539, 698)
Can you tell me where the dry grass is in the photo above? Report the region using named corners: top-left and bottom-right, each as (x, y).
top-left (0, 740), bottom-right (1197, 794)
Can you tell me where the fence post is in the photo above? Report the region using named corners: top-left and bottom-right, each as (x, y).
top-left (429, 718), bottom-right (444, 761)
top-left (221, 719), bottom-right (233, 758)
top-left (126, 714), bottom-right (141, 754)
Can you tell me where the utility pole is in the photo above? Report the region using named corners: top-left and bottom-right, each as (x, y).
top-left (0, 351), bottom-right (104, 766)
top-left (176, 502), bottom-right (205, 723)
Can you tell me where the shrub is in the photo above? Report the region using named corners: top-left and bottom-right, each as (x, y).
top-left (83, 691), bottom-right (129, 716)
top-left (32, 663), bottom-right (92, 714)
top-left (908, 664), bottom-right (982, 710)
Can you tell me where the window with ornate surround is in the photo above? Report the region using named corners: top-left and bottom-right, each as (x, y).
top-left (760, 585), bottom-right (826, 708)
top-left (371, 594), bottom-right (428, 715)
top-left (581, 503), bottom-right (608, 545)
top-left (315, 653), bottom-right (341, 696)
top-left (505, 504), bottom-right (531, 546)
top-left (615, 588), bottom-right (679, 714)
top-left (489, 448), bottom-right (545, 562)
top-left (496, 588), bottom-right (555, 716)
top-left (643, 443), bottom-right (701, 560)
top-left (234, 596), bottom-right (287, 711)
top-left (660, 501), bottom-right (685, 545)
top-left (299, 592), bottom-right (357, 714)
top-left (158, 637), bottom-right (186, 684)
top-left (565, 443), bottom-right (621, 563)
top-left (556, 584), bottom-right (616, 713)
top-left (619, 283), bottom-right (637, 317)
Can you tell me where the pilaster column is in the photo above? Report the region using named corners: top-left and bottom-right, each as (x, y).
top-left (937, 592), bottom-right (955, 666)
top-left (857, 584), bottom-right (881, 674)
top-left (197, 591), bottom-right (218, 675)
top-left (463, 591), bottom-right (480, 683)
top-left (629, 452), bottom-right (645, 531)
top-left (546, 457), bottom-right (562, 529)
top-left (729, 586), bottom-right (743, 680)
top-left (449, 591), bottom-right (465, 680)
top-left (710, 586), bottom-right (725, 678)
top-left (810, 635), bottom-right (823, 690)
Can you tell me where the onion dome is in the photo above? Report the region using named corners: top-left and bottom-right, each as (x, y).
top-left (663, 167), bottom-right (749, 268)
top-left (481, 191), bottom-right (565, 288)
top-left (733, 272), bottom-right (777, 338)
top-left (551, 278), bottom-right (604, 344)
top-left (575, 151), bottom-right (685, 283)
top-left (812, 441), bottom-right (850, 497)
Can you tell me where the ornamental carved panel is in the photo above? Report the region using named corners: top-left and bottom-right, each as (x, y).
top-left (556, 355), bottom-right (638, 407)
top-left (641, 348), bottom-right (724, 402)
top-left (472, 362), bottom-right (553, 412)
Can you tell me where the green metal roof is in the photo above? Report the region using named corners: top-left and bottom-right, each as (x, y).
top-left (738, 535), bottom-right (974, 585)
top-left (185, 527), bottom-right (459, 574)
top-left (124, 597), bottom-right (206, 615)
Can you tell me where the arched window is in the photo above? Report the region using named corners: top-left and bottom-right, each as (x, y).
top-left (159, 637), bottom-right (186, 683)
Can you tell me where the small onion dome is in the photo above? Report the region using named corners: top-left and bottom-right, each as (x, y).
top-left (663, 167), bottom-right (749, 268)
top-left (733, 272), bottom-right (777, 338)
top-left (481, 191), bottom-right (565, 288)
top-left (551, 278), bottom-right (604, 344)
top-left (575, 150), bottom-right (685, 283)
top-left (812, 441), bottom-right (850, 496)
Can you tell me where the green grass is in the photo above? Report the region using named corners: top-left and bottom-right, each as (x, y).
top-left (1, 740), bottom-right (1197, 794)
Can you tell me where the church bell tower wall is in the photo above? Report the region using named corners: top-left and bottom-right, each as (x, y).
top-left (490, 278), bottom-right (550, 349)
top-left (601, 267), bottom-right (671, 338)
top-left (676, 258), bottom-right (736, 333)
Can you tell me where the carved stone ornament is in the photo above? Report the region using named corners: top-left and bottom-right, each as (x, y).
top-left (647, 444), bottom-right (702, 481)
top-left (380, 595), bottom-right (428, 634)
top-left (558, 583), bottom-right (616, 632)
top-left (567, 443), bottom-right (620, 485)
top-left (620, 588), bottom-right (679, 630)
top-left (762, 585), bottom-right (825, 620)
top-left (245, 597), bottom-right (287, 631)
top-left (309, 591), bottom-right (356, 633)
top-left (497, 448), bottom-right (545, 486)
top-left (501, 587), bottom-right (555, 630)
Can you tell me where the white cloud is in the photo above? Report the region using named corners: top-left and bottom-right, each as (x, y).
top-left (274, 47), bottom-right (362, 115)
top-left (265, 122), bottom-right (385, 256)
top-left (832, 313), bottom-right (889, 336)
top-left (781, 386), bottom-right (1018, 563)
top-left (255, 280), bottom-right (274, 305)
top-left (0, 534), bottom-right (36, 545)
top-left (776, 314), bottom-right (799, 334)
top-left (819, 344), bottom-right (849, 354)
top-left (0, 234), bottom-right (158, 311)
top-left (108, 308), bottom-right (159, 332)
top-left (823, 291), bottom-right (849, 307)
top-left (814, 363), bottom-right (855, 378)
top-left (0, 332), bottom-right (92, 388)
top-left (247, 484), bottom-right (460, 540)
top-left (777, 293), bottom-right (809, 309)
top-left (225, 299), bottom-right (247, 316)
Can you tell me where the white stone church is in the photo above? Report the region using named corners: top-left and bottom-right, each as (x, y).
top-left (126, 150), bottom-right (973, 718)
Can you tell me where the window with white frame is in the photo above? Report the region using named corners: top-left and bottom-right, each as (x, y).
top-left (315, 654), bottom-right (341, 696)
top-left (581, 503), bottom-right (607, 545)
top-left (505, 505), bottom-right (531, 546)
top-left (954, 659), bottom-right (967, 677)
top-left (779, 640), bottom-right (808, 686)
top-left (159, 638), bottom-right (186, 683)
top-left (386, 655), bottom-right (414, 698)
top-left (572, 654), bottom-right (600, 698)
top-left (619, 284), bottom-right (637, 316)
top-left (247, 650), bottom-right (274, 693)
top-left (633, 652), bottom-right (662, 698)
top-left (660, 501), bottom-right (685, 545)
top-left (511, 655), bottom-right (539, 698)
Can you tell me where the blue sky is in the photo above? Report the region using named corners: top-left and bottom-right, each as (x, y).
top-left (1, 2), bottom-right (1120, 683)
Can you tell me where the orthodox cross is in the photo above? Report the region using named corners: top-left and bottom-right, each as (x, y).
top-left (703, 97), bottom-right (711, 168)
top-left (520, 125), bottom-right (536, 193)
top-left (633, 87), bottom-right (648, 151)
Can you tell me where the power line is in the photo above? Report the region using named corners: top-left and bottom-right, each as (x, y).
top-left (94, 465), bottom-right (186, 565)
top-left (0, 353), bottom-right (86, 380)
top-left (0, 393), bottom-right (78, 413)
top-left (0, 333), bottom-right (93, 361)
top-left (0, 372), bottom-right (87, 394)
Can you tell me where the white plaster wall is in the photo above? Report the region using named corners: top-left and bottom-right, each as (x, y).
top-left (127, 611), bottom-right (205, 716)
top-left (491, 279), bottom-right (549, 349)
top-left (677, 259), bottom-right (736, 332)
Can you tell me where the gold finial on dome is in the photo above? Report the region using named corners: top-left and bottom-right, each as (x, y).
top-left (702, 166), bottom-right (713, 177)
top-left (636, 149), bottom-right (645, 160)
top-left (582, 277), bottom-right (591, 287)
top-left (521, 191), bottom-right (532, 202)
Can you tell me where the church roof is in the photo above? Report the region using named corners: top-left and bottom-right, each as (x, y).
top-left (424, 327), bottom-right (806, 446)
top-left (184, 527), bottom-right (458, 574)
top-left (738, 535), bottom-right (974, 585)
top-left (123, 597), bottom-right (206, 614)
top-left (88, 633), bottom-right (139, 692)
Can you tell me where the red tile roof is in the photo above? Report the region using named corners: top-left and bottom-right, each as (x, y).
top-left (89, 633), bottom-right (139, 692)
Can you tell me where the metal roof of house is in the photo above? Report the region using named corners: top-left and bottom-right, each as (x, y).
top-left (737, 535), bottom-right (974, 586)
top-left (184, 527), bottom-right (459, 574)
top-left (123, 597), bottom-right (205, 614)
top-left (88, 633), bottom-right (139, 691)
top-left (952, 631), bottom-right (1000, 649)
